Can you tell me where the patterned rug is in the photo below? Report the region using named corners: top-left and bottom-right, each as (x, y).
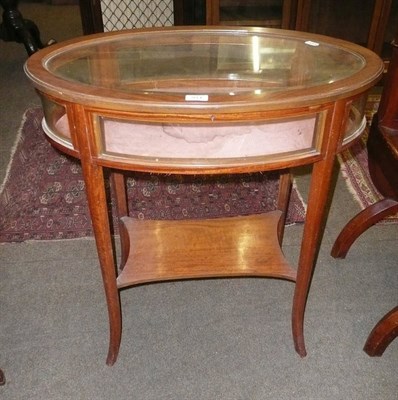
top-left (0, 108), bottom-right (307, 243)
top-left (337, 93), bottom-right (398, 224)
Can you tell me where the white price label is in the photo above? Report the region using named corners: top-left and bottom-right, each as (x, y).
top-left (185, 94), bottom-right (209, 102)
top-left (305, 40), bottom-right (319, 47)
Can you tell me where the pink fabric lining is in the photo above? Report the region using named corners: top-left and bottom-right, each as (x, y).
top-left (54, 114), bottom-right (71, 138)
top-left (53, 114), bottom-right (316, 159)
top-left (103, 118), bottom-right (316, 158)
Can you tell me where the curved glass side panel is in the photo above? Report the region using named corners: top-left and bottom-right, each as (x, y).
top-left (40, 96), bottom-right (73, 150)
top-left (342, 95), bottom-right (368, 147)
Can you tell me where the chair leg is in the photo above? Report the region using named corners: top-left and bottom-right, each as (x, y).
top-left (331, 198), bottom-right (398, 259)
top-left (0, 368), bottom-right (5, 385)
top-left (364, 306), bottom-right (398, 357)
top-left (0, 0), bottom-right (45, 55)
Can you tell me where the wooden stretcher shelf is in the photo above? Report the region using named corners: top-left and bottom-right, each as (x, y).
top-left (117, 211), bottom-right (297, 288)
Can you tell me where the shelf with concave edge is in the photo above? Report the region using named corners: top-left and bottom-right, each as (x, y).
top-left (116, 211), bottom-right (297, 288)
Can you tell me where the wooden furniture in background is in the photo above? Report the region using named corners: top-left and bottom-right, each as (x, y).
top-left (25, 27), bottom-right (383, 365)
top-left (332, 29), bottom-right (398, 356)
top-left (331, 33), bottom-right (398, 258)
top-left (205, 0), bottom-right (298, 29)
top-left (364, 306), bottom-right (398, 356)
top-left (78, 1), bottom-right (397, 59)
top-left (296, 0), bottom-right (398, 58)
top-left (0, 0), bottom-right (44, 55)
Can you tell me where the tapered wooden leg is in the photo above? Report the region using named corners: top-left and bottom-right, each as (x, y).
top-left (331, 198), bottom-right (398, 259)
top-left (73, 107), bottom-right (122, 366)
top-left (292, 101), bottom-right (347, 357)
top-left (110, 172), bottom-right (130, 270)
top-left (364, 306), bottom-right (398, 356)
top-left (277, 170), bottom-right (292, 245)
top-left (292, 158), bottom-right (335, 357)
top-left (82, 162), bottom-right (122, 366)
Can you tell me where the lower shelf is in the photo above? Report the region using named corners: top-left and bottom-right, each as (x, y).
top-left (116, 211), bottom-right (297, 288)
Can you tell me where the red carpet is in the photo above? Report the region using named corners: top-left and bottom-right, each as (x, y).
top-left (0, 108), bottom-right (306, 242)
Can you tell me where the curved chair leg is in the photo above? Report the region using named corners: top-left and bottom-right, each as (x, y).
top-left (364, 306), bottom-right (398, 356)
top-left (331, 198), bottom-right (398, 259)
top-left (0, 368), bottom-right (5, 385)
top-left (0, 0), bottom-right (44, 55)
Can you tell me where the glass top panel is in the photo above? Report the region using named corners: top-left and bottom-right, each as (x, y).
top-left (45, 30), bottom-right (365, 100)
